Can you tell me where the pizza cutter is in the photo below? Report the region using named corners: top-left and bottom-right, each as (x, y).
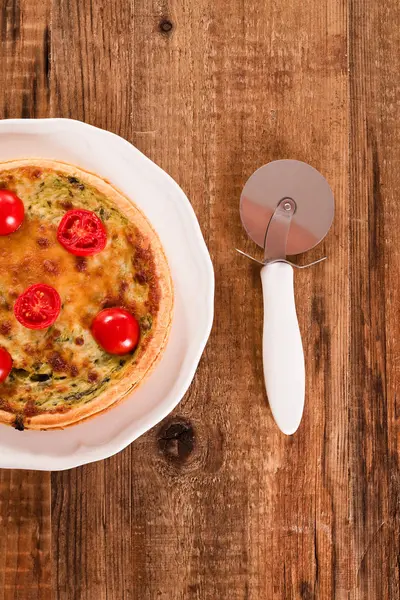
top-left (238, 159), bottom-right (334, 435)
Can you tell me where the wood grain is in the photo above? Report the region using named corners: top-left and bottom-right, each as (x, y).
top-left (0, 0), bottom-right (51, 598)
top-left (349, 0), bottom-right (400, 596)
top-left (0, 471), bottom-right (51, 600)
top-left (1, 0), bottom-right (400, 597)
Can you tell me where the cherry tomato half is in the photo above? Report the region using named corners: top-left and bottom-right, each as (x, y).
top-left (0, 190), bottom-right (25, 235)
top-left (91, 308), bottom-right (140, 355)
top-left (57, 209), bottom-right (107, 256)
top-left (0, 347), bottom-right (12, 382)
top-left (14, 284), bottom-right (61, 330)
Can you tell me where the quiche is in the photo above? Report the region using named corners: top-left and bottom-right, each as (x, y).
top-left (0, 159), bottom-right (173, 430)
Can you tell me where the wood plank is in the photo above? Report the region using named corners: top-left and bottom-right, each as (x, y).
top-left (349, 1), bottom-right (400, 597)
top-left (0, 0), bottom-right (51, 119)
top-left (51, 1), bottom-right (350, 599)
top-left (0, 471), bottom-right (51, 600)
top-left (195, 2), bottom-right (349, 598)
top-left (50, 2), bottom-right (135, 598)
top-left (0, 0), bottom-right (52, 598)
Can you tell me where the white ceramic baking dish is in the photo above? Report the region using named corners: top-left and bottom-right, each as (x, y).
top-left (0, 118), bottom-right (214, 470)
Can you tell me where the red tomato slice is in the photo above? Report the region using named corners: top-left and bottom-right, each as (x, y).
top-left (14, 284), bottom-right (61, 330)
top-left (0, 347), bottom-right (12, 382)
top-left (57, 209), bottom-right (107, 256)
top-left (0, 190), bottom-right (25, 235)
top-left (91, 308), bottom-right (140, 355)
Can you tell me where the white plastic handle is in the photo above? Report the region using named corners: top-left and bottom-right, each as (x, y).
top-left (260, 262), bottom-right (305, 435)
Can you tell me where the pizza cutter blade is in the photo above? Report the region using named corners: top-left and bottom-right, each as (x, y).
top-left (239, 159), bottom-right (334, 435)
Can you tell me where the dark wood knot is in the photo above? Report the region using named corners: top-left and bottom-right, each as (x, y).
top-left (158, 419), bottom-right (194, 462)
top-left (299, 581), bottom-right (313, 600)
top-left (159, 19), bottom-right (173, 34)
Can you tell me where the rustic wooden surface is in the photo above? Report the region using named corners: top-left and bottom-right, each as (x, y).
top-left (0, 0), bottom-right (399, 598)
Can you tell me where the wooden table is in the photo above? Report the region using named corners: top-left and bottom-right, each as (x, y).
top-left (0, 0), bottom-right (399, 598)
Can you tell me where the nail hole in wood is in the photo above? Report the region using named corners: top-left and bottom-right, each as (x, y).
top-left (159, 19), bottom-right (173, 34)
